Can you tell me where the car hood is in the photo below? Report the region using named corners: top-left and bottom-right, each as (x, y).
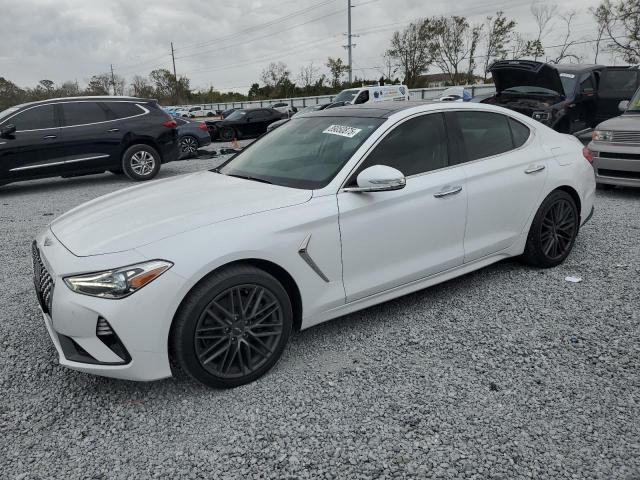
top-left (490, 60), bottom-right (565, 96)
top-left (597, 114), bottom-right (640, 132)
top-left (50, 171), bottom-right (312, 257)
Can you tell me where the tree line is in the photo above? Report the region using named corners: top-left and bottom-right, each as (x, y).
top-left (1, 0), bottom-right (638, 110)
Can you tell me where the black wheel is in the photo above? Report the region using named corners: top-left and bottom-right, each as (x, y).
top-left (219, 126), bottom-right (235, 142)
top-left (121, 144), bottom-right (161, 181)
top-left (521, 190), bottom-right (579, 268)
top-left (171, 265), bottom-right (293, 388)
top-left (179, 135), bottom-right (199, 158)
top-left (207, 112), bottom-right (214, 117)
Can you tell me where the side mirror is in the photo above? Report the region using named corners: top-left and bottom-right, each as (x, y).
top-left (619, 100), bottom-right (630, 112)
top-left (343, 165), bottom-right (406, 193)
top-left (0, 124), bottom-right (16, 137)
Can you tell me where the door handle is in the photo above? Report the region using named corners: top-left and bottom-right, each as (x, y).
top-left (433, 186), bottom-right (462, 198)
top-left (107, 128), bottom-right (119, 132)
top-left (42, 135), bottom-right (57, 139)
top-left (524, 165), bottom-right (545, 174)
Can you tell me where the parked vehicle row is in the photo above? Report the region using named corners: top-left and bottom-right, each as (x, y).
top-left (32, 101), bottom-right (595, 388)
top-left (0, 96), bottom-right (180, 186)
top-left (205, 107), bottom-right (285, 141)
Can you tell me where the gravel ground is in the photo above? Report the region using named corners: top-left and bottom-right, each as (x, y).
top-left (0, 150), bottom-right (639, 479)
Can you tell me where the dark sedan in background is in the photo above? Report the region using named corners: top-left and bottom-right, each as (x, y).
top-left (205, 108), bottom-right (285, 141)
top-left (175, 117), bottom-right (212, 158)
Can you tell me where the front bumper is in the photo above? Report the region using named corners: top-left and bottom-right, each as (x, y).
top-left (589, 141), bottom-right (640, 187)
top-left (33, 230), bottom-right (183, 381)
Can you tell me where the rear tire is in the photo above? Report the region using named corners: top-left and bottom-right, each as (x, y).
top-left (179, 135), bottom-right (199, 158)
top-left (122, 144), bottom-right (161, 181)
top-left (219, 127), bottom-right (235, 142)
top-left (170, 265), bottom-right (293, 388)
top-left (521, 190), bottom-right (579, 268)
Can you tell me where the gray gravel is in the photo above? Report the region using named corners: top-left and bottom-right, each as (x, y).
top-left (0, 151), bottom-right (639, 479)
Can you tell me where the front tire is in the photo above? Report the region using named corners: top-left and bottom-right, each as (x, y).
top-left (521, 190), bottom-right (579, 268)
top-left (171, 265), bottom-right (293, 388)
top-left (122, 144), bottom-right (161, 181)
top-left (219, 126), bottom-right (236, 142)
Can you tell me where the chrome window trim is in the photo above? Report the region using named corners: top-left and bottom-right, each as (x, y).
top-left (0, 101), bottom-right (149, 132)
top-left (9, 154), bottom-right (109, 172)
top-left (337, 108), bottom-right (536, 192)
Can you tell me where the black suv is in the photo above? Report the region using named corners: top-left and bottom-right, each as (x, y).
top-left (483, 61), bottom-right (640, 134)
top-left (0, 96), bottom-right (179, 187)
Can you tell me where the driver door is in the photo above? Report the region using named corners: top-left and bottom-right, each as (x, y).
top-left (337, 113), bottom-right (467, 302)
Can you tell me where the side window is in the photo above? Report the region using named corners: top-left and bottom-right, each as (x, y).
top-left (354, 91), bottom-right (369, 104)
top-left (580, 75), bottom-right (595, 93)
top-left (9, 105), bottom-right (57, 131)
top-left (456, 111), bottom-right (513, 161)
top-left (356, 113), bottom-right (448, 178)
top-left (62, 102), bottom-right (110, 127)
top-left (253, 110), bottom-right (270, 119)
top-left (105, 102), bottom-right (144, 119)
top-left (509, 118), bottom-right (531, 148)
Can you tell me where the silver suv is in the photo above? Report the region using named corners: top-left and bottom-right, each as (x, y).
top-left (588, 88), bottom-right (640, 188)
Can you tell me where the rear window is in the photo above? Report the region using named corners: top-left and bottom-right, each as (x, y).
top-left (456, 111), bottom-right (514, 161)
top-left (600, 70), bottom-right (639, 96)
top-left (107, 102), bottom-right (144, 119)
top-left (62, 102), bottom-right (110, 126)
top-left (509, 118), bottom-right (531, 148)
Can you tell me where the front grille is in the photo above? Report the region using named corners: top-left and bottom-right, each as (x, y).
top-left (599, 151), bottom-right (640, 160)
top-left (32, 242), bottom-right (54, 314)
top-left (598, 169), bottom-right (640, 180)
top-left (611, 131), bottom-right (640, 144)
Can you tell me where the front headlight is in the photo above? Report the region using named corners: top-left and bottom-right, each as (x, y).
top-left (592, 130), bottom-right (613, 142)
top-left (532, 111), bottom-right (551, 122)
top-left (64, 260), bottom-right (173, 299)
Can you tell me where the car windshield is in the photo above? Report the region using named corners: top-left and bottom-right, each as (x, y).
top-left (226, 110), bottom-right (246, 121)
top-left (334, 89), bottom-right (360, 103)
top-left (0, 107), bottom-right (19, 123)
top-left (559, 73), bottom-right (578, 96)
top-left (627, 88), bottom-right (640, 112)
top-left (218, 116), bottom-right (384, 189)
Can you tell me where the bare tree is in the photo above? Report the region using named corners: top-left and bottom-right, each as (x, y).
top-left (297, 62), bottom-right (320, 90)
top-left (482, 11), bottom-right (517, 80)
top-left (530, 2), bottom-right (558, 60)
top-left (379, 52), bottom-right (399, 82)
top-left (387, 21), bottom-right (432, 87)
top-left (550, 11), bottom-right (582, 63)
top-left (591, 12), bottom-right (608, 63)
top-left (261, 62), bottom-right (290, 88)
top-left (594, 0), bottom-right (640, 63)
top-left (510, 33), bottom-right (529, 59)
top-left (85, 74), bottom-right (111, 95)
top-left (466, 25), bottom-right (483, 84)
top-left (131, 75), bottom-right (154, 98)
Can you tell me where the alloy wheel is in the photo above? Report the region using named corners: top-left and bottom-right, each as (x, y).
top-left (130, 151), bottom-right (156, 176)
top-left (194, 284), bottom-right (284, 379)
top-left (180, 136), bottom-right (198, 155)
top-left (540, 198), bottom-right (577, 260)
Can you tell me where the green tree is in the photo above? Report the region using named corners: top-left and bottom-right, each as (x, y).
top-left (594, 0), bottom-right (640, 63)
top-left (387, 22), bottom-right (432, 88)
top-left (482, 12), bottom-right (517, 80)
top-left (326, 57), bottom-right (350, 88)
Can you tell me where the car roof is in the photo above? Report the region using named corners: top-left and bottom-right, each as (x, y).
top-left (12, 96), bottom-right (154, 109)
top-left (555, 64), bottom-right (604, 72)
top-left (298, 101), bottom-right (439, 119)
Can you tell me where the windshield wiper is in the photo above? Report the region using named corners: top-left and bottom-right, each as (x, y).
top-left (226, 173), bottom-right (273, 184)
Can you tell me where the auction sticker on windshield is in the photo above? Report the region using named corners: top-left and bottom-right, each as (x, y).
top-left (560, 73), bottom-right (576, 78)
top-left (323, 125), bottom-right (362, 138)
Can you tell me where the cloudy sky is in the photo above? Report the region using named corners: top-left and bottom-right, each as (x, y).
top-left (1, 0), bottom-right (608, 93)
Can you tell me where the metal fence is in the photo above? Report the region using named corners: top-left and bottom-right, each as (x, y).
top-left (176, 84), bottom-right (497, 111)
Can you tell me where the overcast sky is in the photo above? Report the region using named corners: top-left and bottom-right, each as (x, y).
top-left (1, 0), bottom-right (608, 93)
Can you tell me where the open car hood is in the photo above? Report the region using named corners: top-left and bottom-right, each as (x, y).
top-left (489, 60), bottom-right (565, 96)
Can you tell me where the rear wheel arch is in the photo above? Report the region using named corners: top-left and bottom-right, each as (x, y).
top-left (555, 185), bottom-right (582, 222)
top-left (122, 137), bottom-right (164, 162)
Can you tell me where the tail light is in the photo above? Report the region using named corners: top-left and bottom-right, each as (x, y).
top-left (198, 122), bottom-right (208, 132)
top-left (582, 146), bottom-right (594, 164)
top-left (162, 120), bottom-right (177, 129)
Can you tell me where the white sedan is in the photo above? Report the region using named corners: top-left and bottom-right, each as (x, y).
top-left (33, 102), bottom-right (596, 388)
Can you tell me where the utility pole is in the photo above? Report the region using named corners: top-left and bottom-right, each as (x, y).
top-left (110, 64), bottom-right (116, 96)
top-left (347, 0), bottom-right (352, 83)
top-left (171, 42), bottom-right (178, 103)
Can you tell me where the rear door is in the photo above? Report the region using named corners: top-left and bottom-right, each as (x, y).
top-left (450, 110), bottom-right (548, 262)
top-left (57, 101), bottom-right (121, 172)
top-left (0, 103), bottom-right (62, 181)
top-left (596, 68), bottom-right (640, 124)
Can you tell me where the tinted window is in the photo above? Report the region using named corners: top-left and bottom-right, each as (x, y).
top-left (509, 118), bottom-right (530, 148)
top-left (106, 102), bottom-right (143, 119)
top-left (252, 110), bottom-right (271, 119)
top-left (580, 75), bottom-right (595, 92)
top-left (62, 102), bottom-right (110, 126)
top-left (10, 105), bottom-right (56, 131)
top-left (456, 112), bottom-right (513, 161)
top-left (600, 70), bottom-right (639, 93)
top-left (357, 113), bottom-right (448, 177)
